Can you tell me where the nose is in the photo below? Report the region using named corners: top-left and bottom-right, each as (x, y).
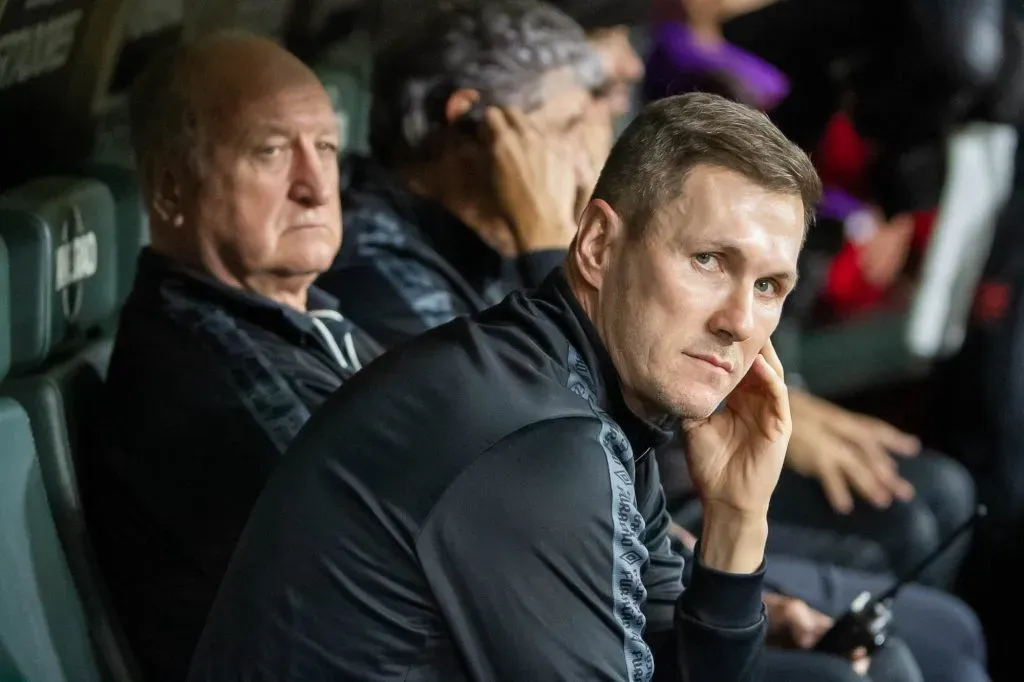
top-left (289, 141), bottom-right (333, 208)
top-left (709, 285), bottom-right (755, 344)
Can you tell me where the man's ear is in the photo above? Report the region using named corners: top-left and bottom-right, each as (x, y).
top-left (571, 198), bottom-right (624, 290)
top-left (444, 88), bottom-right (482, 126)
top-left (152, 167), bottom-right (185, 227)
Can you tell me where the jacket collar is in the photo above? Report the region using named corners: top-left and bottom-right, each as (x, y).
top-left (130, 247), bottom-right (340, 340)
top-left (341, 154), bottom-right (505, 279)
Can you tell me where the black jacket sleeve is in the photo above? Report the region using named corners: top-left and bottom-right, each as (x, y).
top-left (415, 417), bottom-right (766, 682)
top-left (635, 449), bottom-right (767, 682)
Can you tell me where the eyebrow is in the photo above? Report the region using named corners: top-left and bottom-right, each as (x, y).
top-left (249, 121), bottom-right (339, 139)
top-left (700, 240), bottom-right (800, 287)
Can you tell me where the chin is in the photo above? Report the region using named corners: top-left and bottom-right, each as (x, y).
top-left (661, 386), bottom-right (724, 421)
top-left (281, 241), bottom-right (340, 273)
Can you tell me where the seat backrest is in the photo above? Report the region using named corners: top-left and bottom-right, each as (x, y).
top-left (0, 177), bottom-right (118, 376)
top-left (0, 239), bottom-right (9, 384)
top-left (0, 399), bottom-right (103, 682)
top-left (1, 342), bottom-right (135, 682)
top-left (0, 177), bottom-right (140, 682)
top-left (0, 641), bottom-right (27, 682)
top-left (315, 34), bottom-right (374, 155)
top-left (0, 235), bottom-right (102, 682)
top-left (905, 122), bottom-right (1020, 359)
top-left (81, 163), bottom-right (150, 309)
top-left (91, 94), bottom-right (135, 170)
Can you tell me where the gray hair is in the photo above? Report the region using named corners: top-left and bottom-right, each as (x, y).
top-left (594, 92), bottom-right (823, 235)
top-left (369, 0), bottom-right (604, 166)
top-left (128, 41), bottom-right (199, 199)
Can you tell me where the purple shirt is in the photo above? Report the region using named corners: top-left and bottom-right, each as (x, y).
top-left (643, 22), bottom-right (863, 222)
top-left (643, 21), bottom-right (790, 112)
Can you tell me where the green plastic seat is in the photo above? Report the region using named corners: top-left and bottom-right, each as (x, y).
top-left (0, 233), bottom-right (101, 682)
top-left (0, 177), bottom-right (139, 681)
top-left (0, 177), bottom-right (118, 376)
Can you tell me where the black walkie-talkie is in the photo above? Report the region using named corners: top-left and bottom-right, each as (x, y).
top-left (812, 504), bottom-right (987, 657)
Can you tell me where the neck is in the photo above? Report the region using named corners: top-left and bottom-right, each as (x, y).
top-left (150, 233), bottom-right (313, 313)
top-left (563, 263), bottom-right (659, 422)
top-left (401, 162), bottom-right (519, 257)
top-left (206, 260), bottom-right (314, 312)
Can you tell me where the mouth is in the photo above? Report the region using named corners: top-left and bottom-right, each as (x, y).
top-left (686, 353), bottom-right (733, 374)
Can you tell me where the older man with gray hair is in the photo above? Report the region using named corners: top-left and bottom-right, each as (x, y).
top-left (315, 0), bottom-right (609, 347)
top-left (98, 32), bottom-right (380, 682)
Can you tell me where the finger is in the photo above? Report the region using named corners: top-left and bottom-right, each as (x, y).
top-left (850, 649), bottom-right (871, 677)
top-left (840, 455), bottom-right (894, 509)
top-left (483, 106), bottom-right (514, 149)
top-left (788, 602), bottom-right (833, 649)
top-left (854, 442), bottom-right (916, 503)
top-left (748, 355), bottom-right (790, 439)
top-left (838, 429), bottom-right (916, 502)
top-left (503, 106), bottom-right (531, 135)
top-left (873, 420), bottom-right (922, 457)
top-left (837, 412), bottom-right (921, 459)
top-left (575, 146), bottom-right (596, 189)
top-left (818, 465), bottom-right (855, 515)
top-left (760, 338), bottom-right (785, 383)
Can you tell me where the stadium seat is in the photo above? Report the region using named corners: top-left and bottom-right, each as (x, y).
top-left (799, 123), bottom-right (1020, 397)
top-left (0, 235), bottom-right (102, 682)
top-left (315, 33), bottom-right (373, 154)
top-left (81, 163), bottom-right (150, 308)
top-left (0, 177), bottom-right (139, 682)
top-left (0, 643), bottom-right (26, 682)
top-left (0, 400), bottom-right (103, 682)
top-left (0, 177), bottom-right (118, 376)
top-left (91, 94), bottom-right (135, 170)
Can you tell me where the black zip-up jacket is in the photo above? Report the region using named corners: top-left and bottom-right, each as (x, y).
top-left (316, 154), bottom-right (566, 348)
top-left (99, 248), bottom-right (381, 682)
top-left (188, 268), bottom-right (767, 682)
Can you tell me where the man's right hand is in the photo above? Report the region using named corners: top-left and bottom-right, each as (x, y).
top-left (484, 106), bottom-right (580, 253)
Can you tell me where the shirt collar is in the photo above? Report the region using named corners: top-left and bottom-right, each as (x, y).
top-left (132, 247), bottom-right (339, 338)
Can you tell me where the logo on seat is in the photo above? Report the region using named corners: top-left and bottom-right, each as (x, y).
top-left (54, 203), bottom-right (97, 323)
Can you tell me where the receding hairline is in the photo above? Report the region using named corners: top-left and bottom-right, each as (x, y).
top-left (129, 30), bottom-right (328, 186)
top-left (617, 161), bottom-right (813, 233)
top-left (634, 162), bottom-right (812, 248)
top-left (176, 32), bottom-right (323, 114)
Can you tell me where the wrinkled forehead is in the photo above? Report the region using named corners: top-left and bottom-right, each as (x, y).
top-left (651, 168), bottom-right (805, 270)
top-left (200, 79), bottom-right (337, 141)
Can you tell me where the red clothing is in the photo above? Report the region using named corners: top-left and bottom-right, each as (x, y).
top-left (816, 114), bottom-right (936, 316)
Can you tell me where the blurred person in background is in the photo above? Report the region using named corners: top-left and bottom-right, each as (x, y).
top-left (315, 0), bottom-right (605, 348)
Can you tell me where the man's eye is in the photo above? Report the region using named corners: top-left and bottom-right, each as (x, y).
top-left (694, 253), bottom-right (717, 268)
top-left (257, 145), bottom-right (282, 157)
top-left (755, 279), bottom-right (778, 295)
top-left (317, 141), bottom-right (340, 153)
